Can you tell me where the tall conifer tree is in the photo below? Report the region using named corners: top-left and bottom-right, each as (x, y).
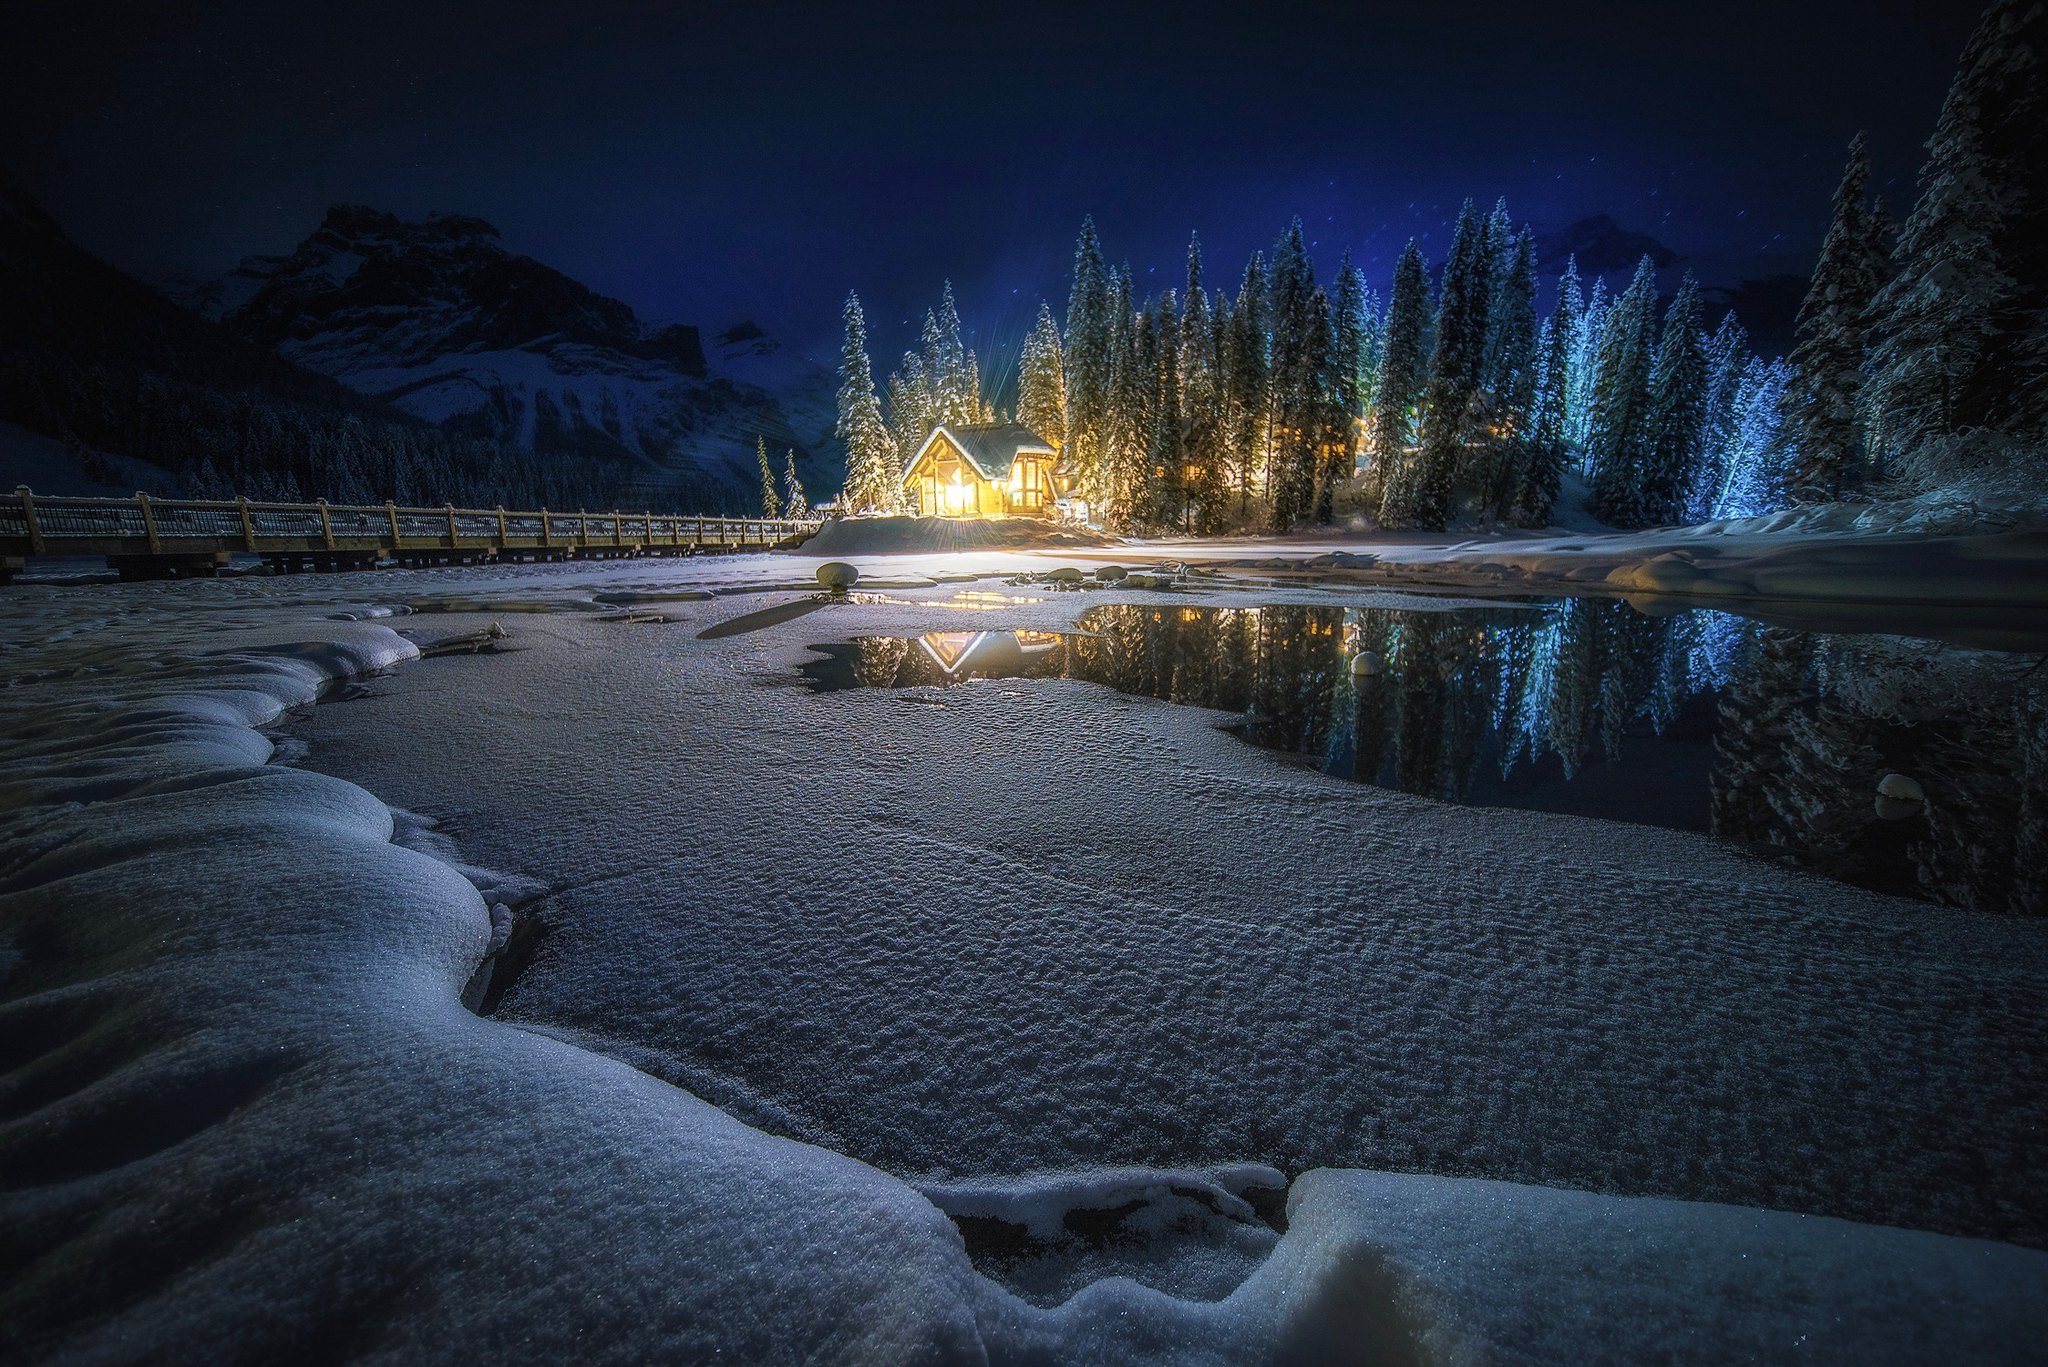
top-left (1785, 135), bottom-right (1883, 501)
top-left (1640, 275), bottom-right (1708, 524)
top-left (1369, 241), bottom-right (1430, 523)
top-left (1585, 258), bottom-right (1661, 526)
top-left (1225, 252), bottom-right (1271, 518)
top-left (836, 292), bottom-right (898, 513)
top-left (756, 435), bottom-right (781, 518)
top-left (1017, 303), bottom-right (1069, 451)
top-left (1063, 218), bottom-right (1115, 505)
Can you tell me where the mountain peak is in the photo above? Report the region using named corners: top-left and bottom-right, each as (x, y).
top-left (1540, 214), bottom-right (1682, 280)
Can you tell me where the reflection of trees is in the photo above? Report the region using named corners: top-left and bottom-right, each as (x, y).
top-left (1710, 623), bottom-right (2048, 914)
top-left (853, 636), bottom-right (911, 688)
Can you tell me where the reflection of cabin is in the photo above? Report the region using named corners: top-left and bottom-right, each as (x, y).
top-left (902, 423), bottom-right (1059, 518)
top-left (916, 629), bottom-right (1065, 677)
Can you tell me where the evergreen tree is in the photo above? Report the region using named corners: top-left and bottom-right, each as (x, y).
top-left (1332, 251), bottom-right (1372, 478)
top-left (922, 281), bottom-right (988, 423)
top-left (1266, 219), bottom-right (1322, 530)
top-left (782, 449), bottom-right (809, 519)
top-left (1786, 134), bottom-right (1883, 502)
top-left (1403, 201), bottom-right (1493, 529)
top-left (1864, 0), bottom-right (2044, 485)
top-left (1564, 269), bottom-right (1605, 447)
top-left (1062, 218), bottom-right (1115, 507)
top-left (886, 351), bottom-right (935, 468)
top-left (1640, 275), bottom-right (1708, 524)
top-left (1482, 227), bottom-right (1540, 520)
top-left (1690, 312), bottom-right (1752, 522)
top-left (1017, 302), bottom-right (1069, 450)
top-left (756, 435), bottom-right (781, 517)
top-left (1102, 268), bottom-right (1151, 529)
top-left (1711, 356), bottom-right (1799, 518)
top-left (1179, 237), bottom-right (1227, 528)
top-left (1585, 257), bottom-right (1661, 526)
top-left (1369, 241), bottom-right (1430, 523)
top-left (835, 292), bottom-right (898, 513)
top-left (1150, 290), bottom-right (1189, 529)
top-left (1224, 252), bottom-right (1271, 518)
top-left (1512, 310), bottom-right (1571, 526)
top-left (1478, 197), bottom-right (1518, 391)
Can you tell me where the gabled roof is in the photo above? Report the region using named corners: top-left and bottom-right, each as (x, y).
top-left (907, 423), bottom-right (1056, 484)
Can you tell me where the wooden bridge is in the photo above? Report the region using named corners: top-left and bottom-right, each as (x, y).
top-left (0, 489), bottom-right (822, 583)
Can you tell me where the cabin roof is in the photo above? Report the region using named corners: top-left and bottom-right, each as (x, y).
top-left (909, 423), bottom-right (1056, 483)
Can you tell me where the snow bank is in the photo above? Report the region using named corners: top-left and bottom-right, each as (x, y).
top-left (5, 562), bottom-right (2047, 1362)
top-left (795, 514), bottom-right (1119, 556)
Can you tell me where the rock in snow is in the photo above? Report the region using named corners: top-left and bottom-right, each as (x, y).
top-left (1, 554), bottom-right (2045, 1364)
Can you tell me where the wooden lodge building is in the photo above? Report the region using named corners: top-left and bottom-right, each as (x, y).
top-left (901, 423), bottom-right (1061, 518)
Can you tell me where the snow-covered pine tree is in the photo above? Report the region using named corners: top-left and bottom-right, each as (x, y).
top-left (1062, 219), bottom-right (1115, 506)
top-left (1785, 134), bottom-right (1882, 503)
top-left (1689, 312), bottom-right (1752, 523)
top-left (835, 292), bottom-right (898, 514)
top-left (1482, 227), bottom-right (1540, 520)
top-left (1478, 197), bottom-right (1518, 393)
top-left (1150, 290), bottom-right (1189, 529)
top-left (1404, 201), bottom-right (1493, 529)
top-left (1332, 251), bottom-right (1372, 480)
top-left (1102, 268), bottom-right (1152, 530)
top-left (1305, 287), bottom-right (1345, 525)
top-left (1512, 310), bottom-right (1571, 527)
top-left (926, 282), bottom-right (985, 423)
top-left (1712, 356), bottom-right (1799, 518)
top-left (887, 352), bottom-right (935, 466)
top-left (1585, 257), bottom-right (1662, 526)
top-left (1864, 0), bottom-right (2043, 486)
top-left (756, 435), bottom-right (781, 517)
top-left (782, 450), bottom-right (809, 519)
top-left (1639, 275), bottom-right (1708, 525)
top-left (1017, 302), bottom-right (1069, 452)
top-left (1564, 267), bottom-right (1603, 448)
top-left (1369, 241), bottom-right (1430, 523)
top-left (1224, 252), bottom-right (1271, 519)
top-left (1266, 219), bottom-right (1321, 531)
top-left (1180, 237), bottom-right (1226, 529)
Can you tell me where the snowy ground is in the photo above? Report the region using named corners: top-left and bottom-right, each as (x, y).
top-left (4, 536), bottom-right (2047, 1363)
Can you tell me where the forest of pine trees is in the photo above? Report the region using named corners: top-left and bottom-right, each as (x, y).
top-left (832, 0), bottom-right (2043, 535)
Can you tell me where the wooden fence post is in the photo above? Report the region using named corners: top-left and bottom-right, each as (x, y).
top-left (238, 496), bottom-right (257, 551)
top-left (136, 492), bottom-right (161, 553)
top-left (316, 499), bottom-right (335, 551)
top-left (17, 487), bottom-right (44, 555)
top-left (386, 501), bottom-right (402, 548)
top-left (540, 508), bottom-right (551, 551)
top-left (496, 506), bottom-right (508, 549)
top-left (445, 503), bottom-right (459, 547)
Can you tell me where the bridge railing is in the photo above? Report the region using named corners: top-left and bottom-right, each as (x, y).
top-left (2, 488), bottom-right (823, 563)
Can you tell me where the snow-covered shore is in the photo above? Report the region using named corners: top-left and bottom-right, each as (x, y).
top-left (4, 548), bottom-right (2047, 1363)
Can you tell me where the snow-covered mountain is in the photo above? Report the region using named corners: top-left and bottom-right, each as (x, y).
top-left (185, 206), bottom-right (839, 507)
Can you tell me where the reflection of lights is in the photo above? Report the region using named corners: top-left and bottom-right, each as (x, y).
top-left (943, 590), bottom-right (1045, 610)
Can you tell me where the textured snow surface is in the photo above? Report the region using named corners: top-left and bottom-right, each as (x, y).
top-left (3, 549), bottom-right (2046, 1364)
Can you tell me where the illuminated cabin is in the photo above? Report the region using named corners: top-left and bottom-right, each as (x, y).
top-left (902, 423), bottom-right (1060, 518)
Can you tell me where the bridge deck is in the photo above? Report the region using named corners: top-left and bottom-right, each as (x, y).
top-left (2, 490), bottom-right (820, 580)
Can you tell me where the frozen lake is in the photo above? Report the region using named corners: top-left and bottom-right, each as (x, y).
top-left (285, 571), bottom-right (2048, 1250)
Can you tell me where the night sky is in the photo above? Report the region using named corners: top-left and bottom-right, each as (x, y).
top-left (4, 0), bottom-right (1987, 371)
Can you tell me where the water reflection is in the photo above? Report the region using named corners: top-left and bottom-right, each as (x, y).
top-left (804, 602), bottom-right (2047, 915)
